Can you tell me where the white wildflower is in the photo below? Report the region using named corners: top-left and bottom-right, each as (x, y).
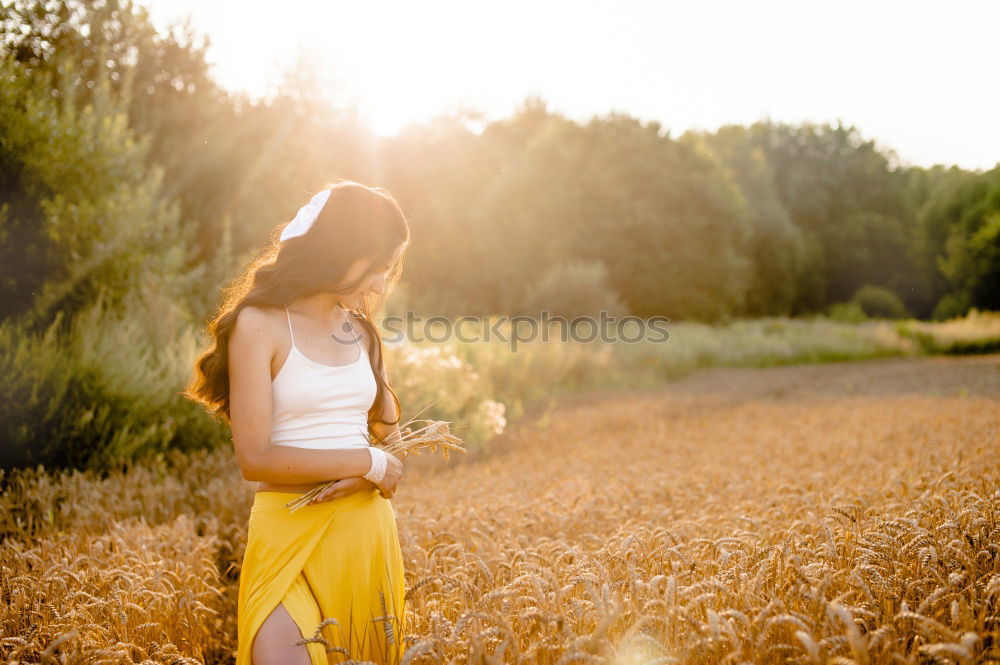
top-left (477, 399), bottom-right (507, 436)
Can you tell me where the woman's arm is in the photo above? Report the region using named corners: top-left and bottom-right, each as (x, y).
top-left (228, 305), bottom-right (374, 483)
top-left (371, 415), bottom-right (403, 456)
top-left (370, 349), bottom-right (401, 448)
top-left (245, 446), bottom-right (372, 484)
top-left (366, 326), bottom-right (406, 460)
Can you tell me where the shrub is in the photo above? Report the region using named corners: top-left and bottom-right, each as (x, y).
top-left (826, 301), bottom-right (868, 323)
top-left (931, 293), bottom-right (970, 321)
top-left (0, 287), bottom-right (229, 470)
top-left (850, 285), bottom-right (911, 320)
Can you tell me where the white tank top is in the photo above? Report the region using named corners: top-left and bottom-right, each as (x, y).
top-left (270, 306), bottom-right (377, 450)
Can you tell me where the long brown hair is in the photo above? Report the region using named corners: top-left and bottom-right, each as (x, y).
top-left (183, 179), bottom-right (411, 434)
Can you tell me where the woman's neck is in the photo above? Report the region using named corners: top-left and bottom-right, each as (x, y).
top-left (289, 295), bottom-right (349, 328)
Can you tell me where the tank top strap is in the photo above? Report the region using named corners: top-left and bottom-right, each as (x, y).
top-left (342, 307), bottom-right (364, 354)
top-left (284, 306), bottom-right (296, 349)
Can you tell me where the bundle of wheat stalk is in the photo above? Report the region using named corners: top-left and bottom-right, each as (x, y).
top-left (284, 415), bottom-right (467, 512)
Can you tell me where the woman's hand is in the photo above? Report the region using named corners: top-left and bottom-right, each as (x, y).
top-left (374, 450), bottom-right (404, 498)
top-left (307, 449), bottom-right (407, 504)
top-left (308, 476), bottom-right (379, 504)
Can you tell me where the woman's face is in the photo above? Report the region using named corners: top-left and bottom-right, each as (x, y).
top-left (337, 243), bottom-right (405, 309)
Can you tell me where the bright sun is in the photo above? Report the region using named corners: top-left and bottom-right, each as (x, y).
top-left (185, 1), bottom-right (501, 140)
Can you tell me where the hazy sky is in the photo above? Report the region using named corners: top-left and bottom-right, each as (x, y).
top-left (141, 0), bottom-right (999, 171)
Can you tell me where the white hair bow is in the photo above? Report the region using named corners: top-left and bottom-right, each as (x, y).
top-left (280, 189), bottom-right (333, 242)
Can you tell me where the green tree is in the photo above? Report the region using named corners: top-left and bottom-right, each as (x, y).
top-left (685, 125), bottom-right (807, 316)
top-left (933, 167), bottom-right (1000, 315)
top-left (0, 49), bottom-right (198, 326)
top-left (747, 119), bottom-right (917, 312)
top-left (571, 113), bottom-right (753, 320)
top-left (2, 0), bottom-right (373, 319)
top-left (0, 49), bottom-right (225, 469)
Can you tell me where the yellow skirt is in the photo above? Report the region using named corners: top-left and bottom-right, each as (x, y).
top-left (237, 487), bottom-right (407, 665)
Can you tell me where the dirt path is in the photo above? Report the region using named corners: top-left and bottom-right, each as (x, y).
top-left (402, 351), bottom-right (999, 519)
top-left (412, 353), bottom-right (999, 473)
top-left (544, 351), bottom-right (1000, 411)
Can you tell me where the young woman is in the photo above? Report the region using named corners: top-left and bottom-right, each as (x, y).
top-left (184, 180), bottom-right (412, 664)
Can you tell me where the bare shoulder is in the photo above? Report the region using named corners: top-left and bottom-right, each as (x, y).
top-left (231, 305), bottom-right (281, 358)
top-left (233, 305), bottom-right (277, 337)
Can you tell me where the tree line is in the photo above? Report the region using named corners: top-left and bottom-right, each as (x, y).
top-left (2, 0), bottom-right (997, 331)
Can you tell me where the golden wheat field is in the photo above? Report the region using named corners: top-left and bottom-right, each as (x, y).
top-left (2, 353), bottom-right (999, 664)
